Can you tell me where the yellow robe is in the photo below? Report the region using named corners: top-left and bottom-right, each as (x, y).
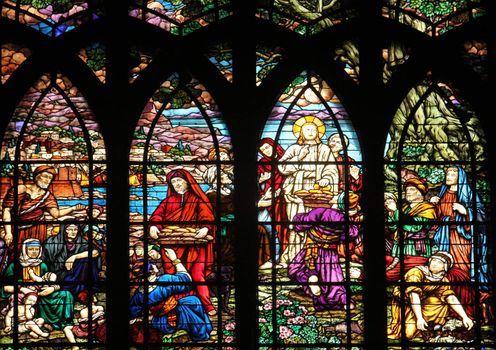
top-left (387, 267), bottom-right (456, 339)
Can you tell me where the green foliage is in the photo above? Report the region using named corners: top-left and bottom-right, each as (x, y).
top-left (407, 0), bottom-right (467, 18)
top-left (402, 145), bottom-right (425, 159)
top-left (20, 0), bottom-right (75, 12)
top-left (284, 75), bottom-right (306, 94)
top-left (476, 178), bottom-right (490, 205)
top-left (417, 166), bottom-right (445, 184)
top-left (86, 46), bottom-right (106, 72)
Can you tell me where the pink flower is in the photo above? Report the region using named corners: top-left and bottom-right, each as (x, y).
top-left (263, 303), bottom-right (272, 310)
top-left (258, 317), bottom-right (267, 323)
top-left (225, 322), bottom-right (235, 331)
top-left (279, 325), bottom-right (294, 339)
top-left (288, 316), bottom-right (306, 325)
top-left (225, 336), bottom-right (234, 343)
top-left (283, 309), bottom-right (295, 317)
top-left (298, 305), bottom-right (308, 314)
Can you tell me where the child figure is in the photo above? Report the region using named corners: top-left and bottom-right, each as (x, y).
top-left (3, 292), bottom-right (49, 338)
top-left (64, 292), bottom-right (106, 350)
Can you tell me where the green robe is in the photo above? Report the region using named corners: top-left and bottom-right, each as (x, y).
top-left (2, 262), bottom-right (74, 329)
top-left (389, 202), bottom-right (437, 258)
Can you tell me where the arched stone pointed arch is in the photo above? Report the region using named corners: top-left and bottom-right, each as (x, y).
top-left (0, 72), bottom-right (108, 347)
top-left (128, 72), bottom-right (235, 346)
top-left (257, 70), bottom-right (364, 347)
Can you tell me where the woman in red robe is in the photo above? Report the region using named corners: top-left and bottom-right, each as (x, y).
top-left (149, 169), bottom-right (216, 315)
top-left (257, 138), bottom-right (288, 268)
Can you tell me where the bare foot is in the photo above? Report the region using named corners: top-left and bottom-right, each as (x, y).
top-left (207, 309), bottom-right (217, 316)
top-left (259, 261), bottom-right (273, 269)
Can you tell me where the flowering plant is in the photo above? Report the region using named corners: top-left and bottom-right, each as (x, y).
top-left (258, 297), bottom-right (330, 344)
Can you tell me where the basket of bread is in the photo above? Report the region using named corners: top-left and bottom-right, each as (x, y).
top-left (155, 226), bottom-right (214, 245)
top-left (294, 184), bottom-right (335, 208)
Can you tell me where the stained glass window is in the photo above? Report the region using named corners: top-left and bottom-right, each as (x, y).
top-left (128, 0), bottom-right (233, 36)
top-left (382, 0), bottom-right (486, 36)
top-left (258, 70), bottom-right (364, 347)
top-left (256, 0), bottom-right (359, 35)
top-left (461, 40), bottom-right (487, 81)
top-left (78, 43), bottom-right (106, 84)
top-left (334, 40), bottom-right (359, 84)
top-left (1, 43), bottom-right (32, 85)
top-left (0, 0), bottom-right (102, 37)
top-left (256, 42), bottom-right (284, 86)
top-left (384, 77), bottom-right (494, 347)
top-left (0, 73), bottom-right (107, 347)
top-left (129, 73), bottom-right (235, 348)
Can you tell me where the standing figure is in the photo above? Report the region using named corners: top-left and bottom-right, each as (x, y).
top-left (327, 133), bottom-right (362, 192)
top-left (149, 169), bottom-right (216, 315)
top-left (387, 251), bottom-right (474, 340)
top-left (288, 192), bottom-right (359, 310)
top-left (431, 166), bottom-right (489, 284)
top-left (278, 116), bottom-right (339, 266)
top-left (1, 165), bottom-right (85, 250)
top-left (258, 138), bottom-right (288, 269)
top-left (385, 178), bottom-right (437, 281)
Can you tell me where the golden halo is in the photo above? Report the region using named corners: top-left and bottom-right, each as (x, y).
top-left (292, 115), bottom-right (326, 140)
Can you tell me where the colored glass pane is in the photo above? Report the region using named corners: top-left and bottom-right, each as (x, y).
top-left (334, 40), bottom-right (359, 84)
top-left (78, 43), bottom-right (106, 84)
top-left (129, 47), bottom-right (153, 84)
top-left (256, 0), bottom-right (359, 35)
top-left (0, 73), bottom-right (107, 347)
top-left (382, 42), bottom-right (410, 84)
top-left (0, 1), bottom-right (102, 37)
top-left (128, 0), bottom-right (233, 36)
top-left (383, 0), bottom-right (486, 36)
top-left (258, 71), bottom-right (364, 347)
top-left (1, 43), bottom-right (32, 84)
top-left (206, 42), bottom-right (232, 83)
top-left (384, 78), bottom-right (494, 346)
top-left (129, 73), bottom-right (235, 347)
top-left (256, 42), bottom-right (284, 86)
top-left (462, 40), bottom-right (487, 81)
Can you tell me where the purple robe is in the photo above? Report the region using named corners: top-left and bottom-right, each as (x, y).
top-left (288, 207), bottom-right (358, 310)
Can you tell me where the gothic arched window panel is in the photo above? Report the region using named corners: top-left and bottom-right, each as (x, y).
top-left (0, 0), bottom-right (103, 37)
top-left (128, 0), bottom-right (233, 36)
top-left (129, 73), bottom-right (235, 347)
top-left (384, 78), bottom-right (494, 347)
top-left (0, 73), bottom-right (108, 347)
top-left (382, 0), bottom-right (486, 37)
top-left (256, 0), bottom-right (359, 35)
top-left (257, 71), bottom-right (364, 348)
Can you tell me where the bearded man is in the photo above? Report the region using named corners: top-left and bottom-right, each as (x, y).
top-left (2, 165), bottom-right (85, 250)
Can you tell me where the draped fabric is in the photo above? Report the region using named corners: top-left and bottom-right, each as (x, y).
top-left (150, 169), bottom-right (216, 312)
top-left (433, 166), bottom-right (489, 285)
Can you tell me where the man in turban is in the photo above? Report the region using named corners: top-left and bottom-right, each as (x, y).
top-left (1, 165), bottom-right (85, 250)
top-left (387, 251), bottom-right (474, 340)
top-left (287, 192), bottom-right (360, 310)
top-left (148, 168), bottom-right (216, 315)
top-left (385, 177), bottom-right (437, 281)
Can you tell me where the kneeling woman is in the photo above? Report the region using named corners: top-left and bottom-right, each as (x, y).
top-left (130, 248), bottom-right (213, 342)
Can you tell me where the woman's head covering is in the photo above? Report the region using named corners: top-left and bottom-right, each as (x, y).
top-left (19, 238), bottom-right (43, 267)
top-left (259, 138), bottom-right (285, 160)
top-left (403, 177), bottom-right (428, 195)
top-left (337, 192), bottom-right (359, 212)
top-left (166, 168), bottom-right (213, 210)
